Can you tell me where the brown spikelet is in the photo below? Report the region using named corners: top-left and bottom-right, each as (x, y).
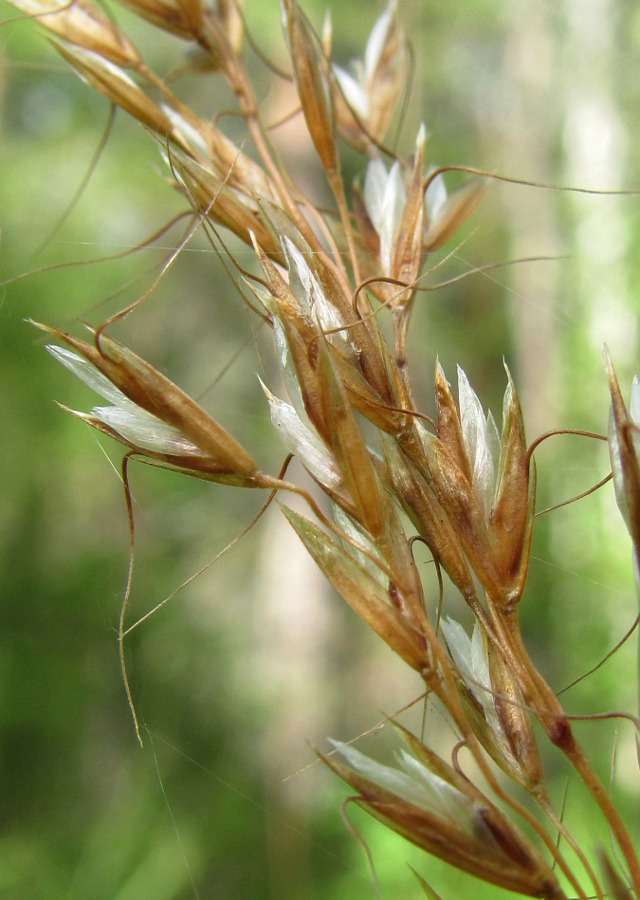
top-left (11, 0), bottom-right (141, 67)
top-left (281, 0), bottom-right (338, 175)
top-left (52, 39), bottom-right (172, 133)
top-left (33, 322), bottom-right (259, 476)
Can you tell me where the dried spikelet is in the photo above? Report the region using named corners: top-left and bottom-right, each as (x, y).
top-left (169, 149), bottom-right (280, 255)
top-left (332, 1), bottom-right (408, 152)
top-left (160, 104), bottom-right (275, 199)
top-left (421, 436), bottom-right (504, 598)
top-left (256, 211), bottom-right (403, 416)
top-left (434, 360), bottom-right (473, 482)
top-left (315, 337), bottom-right (389, 540)
top-left (35, 322), bottom-right (259, 477)
top-left (362, 0), bottom-right (408, 140)
top-left (440, 615), bottom-right (544, 790)
top-left (321, 724), bottom-right (565, 899)
top-left (11, 0), bottom-right (141, 68)
top-left (117, 0), bottom-right (200, 40)
top-left (260, 379), bottom-right (346, 499)
top-left (383, 435), bottom-right (477, 600)
top-left (429, 364), bottom-right (535, 603)
top-left (488, 368), bottom-right (534, 601)
top-left (391, 125), bottom-right (426, 301)
top-left (486, 636), bottom-right (543, 789)
top-left (52, 39), bottom-right (172, 133)
top-left (281, 0), bottom-right (338, 175)
top-left (281, 506), bottom-right (428, 672)
top-left (112, 0), bottom-right (238, 79)
top-left (254, 230), bottom-right (410, 441)
top-left (361, 155), bottom-right (406, 279)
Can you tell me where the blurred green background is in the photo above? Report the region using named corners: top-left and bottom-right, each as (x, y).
top-left (0, 1), bottom-right (639, 897)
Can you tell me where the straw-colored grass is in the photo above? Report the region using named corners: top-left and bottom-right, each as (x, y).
top-left (7, 1), bottom-right (639, 896)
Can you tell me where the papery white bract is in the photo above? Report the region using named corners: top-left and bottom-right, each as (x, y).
top-left (259, 378), bottom-right (341, 491)
top-left (332, 1), bottom-right (398, 121)
top-left (363, 157), bottom-right (406, 275)
top-left (47, 345), bottom-right (202, 456)
top-left (458, 366), bottom-right (500, 521)
top-left (281, 236), bottom-right (357, 359)
top-left (160, 104), bottom-right (210, 159)
top-left (424, 166), bottom-right (447, 223)
top-left (439, 617), bottom-right (516, 755)
top-left (332, 62), bottom-right (368, 120)
top-left (282, 237), bottom-right (343, 333)
top-left (329, 739), bottom-right (476, 831)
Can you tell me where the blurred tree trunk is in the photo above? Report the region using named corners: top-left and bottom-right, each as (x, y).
top-left (490, 4), bottom-right (563, 437)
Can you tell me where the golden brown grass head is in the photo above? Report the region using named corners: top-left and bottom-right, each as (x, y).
top-left (11, 1), bottom-right (640, 896)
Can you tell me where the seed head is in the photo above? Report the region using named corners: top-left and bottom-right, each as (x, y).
top-left (441, 617), bottom-right (542, 789)
top-left (11, 0), bottom-right (141, 68)
top-left (281, 0), bottom-right (337, 175)
top-left (332, 1), bottom-right (408, 151)
top-left (52, 39), bottom-right (171, 133)
top-left (430, 363), bottom-right (534, 604)
top-left (36, 322), bottom-right (259, 482)
top-left (322, 725), bottom-right (563, 898)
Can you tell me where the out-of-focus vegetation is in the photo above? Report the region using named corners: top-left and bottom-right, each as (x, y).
top-left (0, 1), bottom-right (639, 897)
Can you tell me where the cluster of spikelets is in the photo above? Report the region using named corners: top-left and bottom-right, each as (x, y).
top-left (11, 0), bottom-right (640, 896)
